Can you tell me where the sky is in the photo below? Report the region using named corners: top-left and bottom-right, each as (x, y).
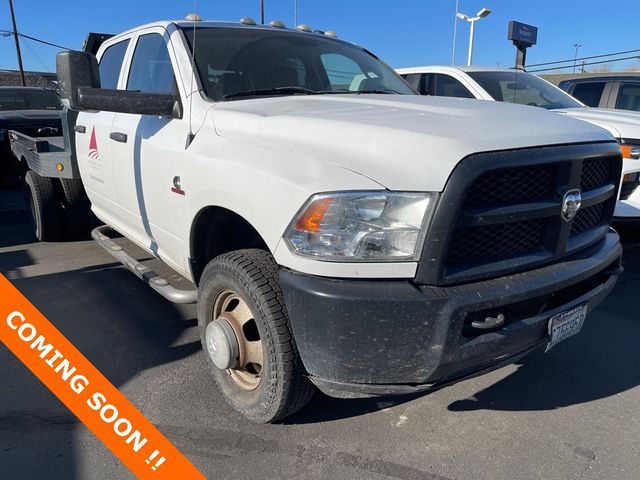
top-left (0, 0), bottom-right (638, 73)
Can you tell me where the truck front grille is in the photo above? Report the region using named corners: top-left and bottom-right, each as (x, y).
top-left (464, 165), bottom-right (555, 208)
top-left (448, 218), bottom-right (547, 267)
top-left (570, 203), bottom-right (605, 236)
top-left (415, 143), bottom-right (621, 285)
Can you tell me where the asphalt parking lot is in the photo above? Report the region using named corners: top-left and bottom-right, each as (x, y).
top-left (1, 183), bottom-right (639, 480)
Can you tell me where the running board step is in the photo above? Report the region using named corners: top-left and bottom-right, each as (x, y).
top-left (91, 225), bottom-right (197, 304)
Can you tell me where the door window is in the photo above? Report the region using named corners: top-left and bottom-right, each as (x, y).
top-left (98, 40), bottom-right (129, 89)
top-left (433, 74), bottom-right (474, 98)
top-left (401, 74), bottom-right (421, 91)
top-left (127, 34), bottom-right (176, 93)
top-left (571, 82), bottom-right (605, 107)
top-left (615, 83), bottom-right (640, 111)
top-left (418, 74), bottom-right (432, 95)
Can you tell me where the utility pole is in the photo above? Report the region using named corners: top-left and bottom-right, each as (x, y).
top-left (294, 0), bottom-right (298, 26)
top-left (260, 0), bottom-right (264, 24)
top-left (573, 43), bottom-right (581, 73)
top-left (8, 0), bottom-right (26, 86)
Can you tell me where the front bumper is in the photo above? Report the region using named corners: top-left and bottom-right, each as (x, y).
top-left (280, 232), bottom-right (622, 398)
top-left (615, 158), bottom-right (640, 219)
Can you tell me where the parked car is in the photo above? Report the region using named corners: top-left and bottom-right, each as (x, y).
top-left (14, 20), bottom-right (623, 423)
top-left (559, 75), bottom-right (640, 112)
top-left (0, 87), bottom-right (62, 177)
top-left (396, 66), bottom-right (640, 222)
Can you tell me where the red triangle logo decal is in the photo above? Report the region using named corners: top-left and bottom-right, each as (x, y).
top-left (88, 127), bottom-right (99, 160)
top-left (89, 127), bottom-right (97, 150)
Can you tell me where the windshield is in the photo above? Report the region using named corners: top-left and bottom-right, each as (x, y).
top-left (181, 26), bottom-right (415, 101)
top-left (0, 89), bottom-right (62, 111)
top-left (467, 71), bottom-right (583, 110)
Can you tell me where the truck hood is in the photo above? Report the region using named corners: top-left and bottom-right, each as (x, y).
top-left (212, 95), bottom-right (614, 191)
top-left (554, 107), bottom-right (640, 140)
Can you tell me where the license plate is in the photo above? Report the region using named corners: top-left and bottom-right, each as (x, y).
top-left (545, 303), bottom-right (588, 352)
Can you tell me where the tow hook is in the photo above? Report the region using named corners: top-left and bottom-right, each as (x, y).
top-left (603, 264), bottom-right (624, 276)
top-left (471, 313), bottom-right (505, 330)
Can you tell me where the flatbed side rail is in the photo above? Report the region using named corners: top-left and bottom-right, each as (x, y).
top-left (9, 107), bottom-right (81, 179)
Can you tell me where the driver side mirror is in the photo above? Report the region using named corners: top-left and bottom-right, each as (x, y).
top-left (56, 50), bottom-right (182, 119)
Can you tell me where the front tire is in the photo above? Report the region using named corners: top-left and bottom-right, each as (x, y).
top-left (197, 249), bottom-right (315, 423)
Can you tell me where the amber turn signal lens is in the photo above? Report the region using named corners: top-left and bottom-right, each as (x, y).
top-left (619, 144), bottom-right (636, 159)
top-left (55, 163), bottom-right (64, 172)
top-left (294, 197), bottom-right (333, 232)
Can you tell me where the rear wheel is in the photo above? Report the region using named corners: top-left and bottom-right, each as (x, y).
top-left (24, 170), bottom-right (63, 242)
top-left (59, 177), bottom-right (93, 239)
top-left (197, 249), bottom-right (315, 423)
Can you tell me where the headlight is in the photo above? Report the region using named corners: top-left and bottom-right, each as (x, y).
top-left (619, 140), bottom-right (640, 160)
top-left (285, 191), bottom-right (436, 262)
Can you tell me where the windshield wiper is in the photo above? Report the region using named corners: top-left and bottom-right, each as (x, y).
top-left (223, 86), bottom-right (319, 100)
top-left (356, 89), bottom-right (401, 94)
top-left (223, 87), bottom-right (404, 100)
top-left (323, 88), bottom-right (402, 95)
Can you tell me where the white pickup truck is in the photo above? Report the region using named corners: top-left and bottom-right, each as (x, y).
top-left (396, 66), bottom-right (640, 221)
top-left (12, 18), bottom-right (624, 423)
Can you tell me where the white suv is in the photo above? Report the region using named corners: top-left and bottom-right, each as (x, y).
top-left (397, 66), bottom-right (640, 222)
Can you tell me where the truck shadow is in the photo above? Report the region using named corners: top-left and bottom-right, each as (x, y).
top-left (1, 258), bottom-right (201, 479)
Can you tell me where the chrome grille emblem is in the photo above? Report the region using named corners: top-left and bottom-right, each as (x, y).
top-left (561, 189), bottom-right (582, 222)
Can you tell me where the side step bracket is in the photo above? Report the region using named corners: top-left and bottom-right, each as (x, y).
top-left (91, 225), bottom-right (197, 304)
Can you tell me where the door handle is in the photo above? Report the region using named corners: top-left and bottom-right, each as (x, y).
top-left (110, 132), bottom-right (128, 143)
top-left (74, 125), bottom-right (86, 133)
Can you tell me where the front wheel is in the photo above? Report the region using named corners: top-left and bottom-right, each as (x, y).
top-left (197, 249), bottom-right (315, 423)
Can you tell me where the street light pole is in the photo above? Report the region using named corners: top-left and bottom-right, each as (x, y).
top-left (573, 43), bottom-right (582, 73)
top-left (451, 0), bottom-right (459, 65)
top-left (457, 8), bottom-right (491, 67)
top-left (8, 0), bottom-right (26, 86)
top-left (260, 0), bottom-right (264, 24)
top-left (468, 19), bottom-right (476, 66)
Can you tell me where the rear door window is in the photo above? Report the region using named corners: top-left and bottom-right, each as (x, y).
top-left (570, 82), bottom-right (606, 107)
top-left (98, 40), bottom-right (130, 89)
top-left (615, 83), bottom-right (640, 111)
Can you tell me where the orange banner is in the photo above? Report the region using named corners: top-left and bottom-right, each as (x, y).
top-left (0, 274), bottom-right (205, 480)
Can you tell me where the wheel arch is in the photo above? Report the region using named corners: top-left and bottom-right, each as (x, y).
top-left (189, 205), bottom-right (270, 285)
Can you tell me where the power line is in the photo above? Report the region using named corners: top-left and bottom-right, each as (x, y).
top-left (0, 29), bottom-right (71, 50)
top-left (529, 54), bottom-right (640, 73)
top-left (527, 47), bottom-right (640, 68)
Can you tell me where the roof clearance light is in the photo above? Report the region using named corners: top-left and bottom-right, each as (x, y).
top-left (324, 31), bottom-right (338, 38)
top-left (185, 13), bottom-right (201, 21)
top-left (270, 20), bottom-right (286, 28)
top-left (296, 24), bottom-right (312, 32)
top-left (240, 17), bottom-right (257, 25)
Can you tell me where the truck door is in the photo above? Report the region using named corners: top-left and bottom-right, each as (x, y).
top-left (109, 28), bottom-right (190, 272)
top-left (76, 38), bottom-right (130, 224)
